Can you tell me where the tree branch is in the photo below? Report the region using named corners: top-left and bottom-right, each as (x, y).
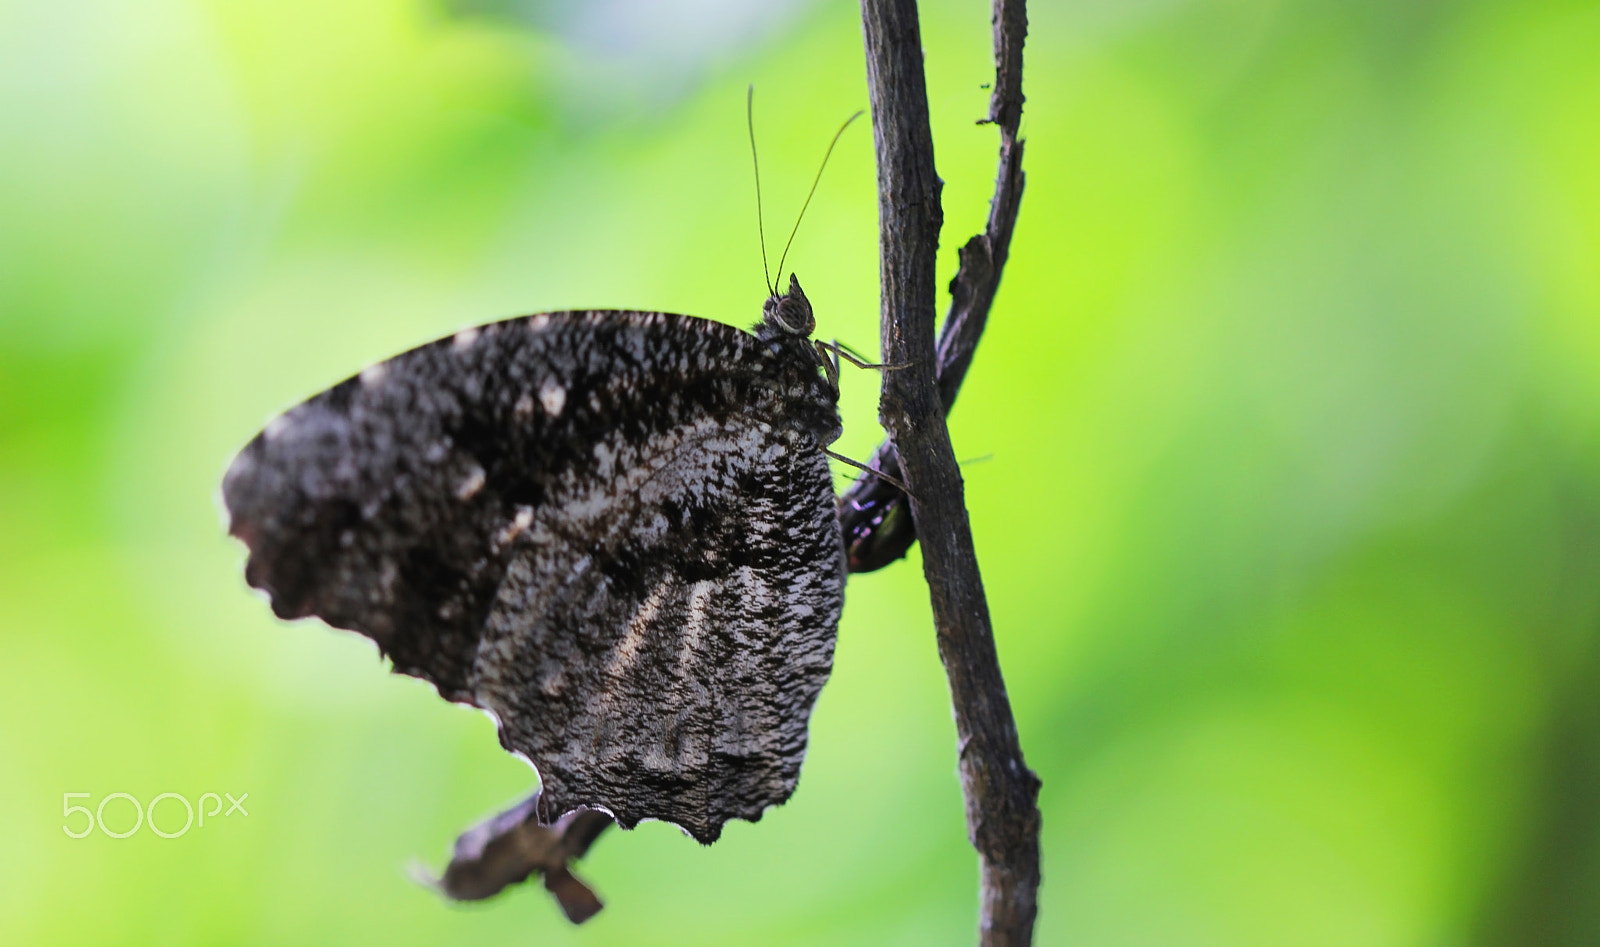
top-left (843, 0), bottom-right (1027, 575)
top-left (857, 0), bottom-right (1040, 944)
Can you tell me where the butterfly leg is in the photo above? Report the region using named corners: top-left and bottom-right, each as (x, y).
top-left (816, 338), bottom-right (910, 372)
top-left (824, 448), bottom-right (915, 498)
top-left (816, 339), bottom-right (842, 394)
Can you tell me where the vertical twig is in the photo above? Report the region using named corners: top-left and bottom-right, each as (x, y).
top-left (858, 0), bottom-right (1040, 944)
top-left (842, 0), bottom-right (1028, 575)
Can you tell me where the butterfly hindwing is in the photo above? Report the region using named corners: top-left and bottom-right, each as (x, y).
top-left (223, 308), bottom-right (845, 842)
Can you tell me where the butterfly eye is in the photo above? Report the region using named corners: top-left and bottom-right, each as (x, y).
top-left (773, 298), bottom-right (814, 335)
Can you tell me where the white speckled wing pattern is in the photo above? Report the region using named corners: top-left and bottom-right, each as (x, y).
top-left (222, 294), bottom-right (845, 843)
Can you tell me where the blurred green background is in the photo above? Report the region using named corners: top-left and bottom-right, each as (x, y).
top-left (3, 0), bottom-right (1598, 943)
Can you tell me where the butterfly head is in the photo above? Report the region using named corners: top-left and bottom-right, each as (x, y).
top-left (762, 274), bottom-right (815, 338)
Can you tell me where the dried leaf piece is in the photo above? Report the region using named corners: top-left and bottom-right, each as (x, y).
top-left (423, 792), bottom-right (612, 923)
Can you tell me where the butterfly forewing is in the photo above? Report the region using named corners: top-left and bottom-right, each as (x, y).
top-left (222, 308), bottom-right (845, 842)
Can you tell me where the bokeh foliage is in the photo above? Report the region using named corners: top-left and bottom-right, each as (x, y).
top-left (3, 0), bottom-right (1599, 944)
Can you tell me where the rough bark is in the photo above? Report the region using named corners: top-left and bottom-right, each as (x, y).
top-left (842, 0), bottom-right (1028, 576)
top-left (857, 0), bottom-right (1041, 943)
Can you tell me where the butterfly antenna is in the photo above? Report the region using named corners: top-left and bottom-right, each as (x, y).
top-left (775, 109), bottom-right (864, 286)
top-left (747, 85), bottom-right (774, 297)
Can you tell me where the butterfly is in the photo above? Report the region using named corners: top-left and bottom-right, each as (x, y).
top-left (221, 276), bottom-right (847, 850)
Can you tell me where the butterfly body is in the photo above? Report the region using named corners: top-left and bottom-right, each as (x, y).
top-left (223, 277), bottom-right (845, 843)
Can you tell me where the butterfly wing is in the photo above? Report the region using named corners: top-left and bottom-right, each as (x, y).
top-left (222, 311), bottom-right (845, 842)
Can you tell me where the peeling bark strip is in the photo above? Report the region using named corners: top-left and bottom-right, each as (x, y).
top-left (841, 0), bottom-right (1028, 575)
top-left (858, 0), bottom-right (1042, 944)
